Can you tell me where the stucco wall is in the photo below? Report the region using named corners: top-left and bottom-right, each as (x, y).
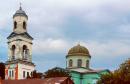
top-left (13, 16), bottom-right (27, 33)
top-left (67, 56), bottom-right (90, 68)
top-left (8, 36), bottom-right (32, 62)
top-left (18, 63), bottom-right (35, 79)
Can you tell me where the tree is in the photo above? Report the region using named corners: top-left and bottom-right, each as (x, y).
top-left (32, 70), bottom-right (37, 78)
top-left (28, 70), bottom-right (43, 79)
top-left (26, 72), bottom-right (31, 79)
top-left (43, 67), bottom-right (70, 78)
top-left (0, 62), bottom-right (5, 79)
top-left (97, 58), bottom-right (130, 84)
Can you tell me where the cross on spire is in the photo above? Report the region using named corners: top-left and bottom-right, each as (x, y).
top-left (19, 2), bottom-right (22, 10)
top-left (77, 41), bottom-right (81, 46)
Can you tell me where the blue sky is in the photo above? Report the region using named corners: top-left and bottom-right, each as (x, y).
top-left (0, 0), bottom-right (130, 72)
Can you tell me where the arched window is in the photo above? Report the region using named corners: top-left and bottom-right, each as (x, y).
top-left (86, 60), bottom-right (89, 68)
top-left (77, 59), bottom-right (82, 68)
top-left (69, 59), bottom-right (73, 67)
top-left (12, 45), bottom-right (16, 60)
top-left (14, 21), bottom-right (17, 29)
top-left (23, 21), bottom-right (26, 29)
top-left (23, 45), bottom-right (28, 59)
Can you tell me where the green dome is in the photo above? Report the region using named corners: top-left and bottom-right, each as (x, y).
top-left (67, 44), bottom-right (91, 57)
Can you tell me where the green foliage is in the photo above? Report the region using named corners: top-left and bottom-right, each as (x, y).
top-left (0, 62), bottom-right (5, 79)
top-left (97, 58), bottom-right (130, 84)
top-left (44, 67), bottom-right (70, 78)
top-left (27, 70), bottom-right (43, 79)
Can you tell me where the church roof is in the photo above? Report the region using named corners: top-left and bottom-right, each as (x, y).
top-left (13, 6), bottom-right (28, 19)
top-left (1, 77), bottom-right (74, 84)
top-left (7, 32), bottom-right (33, 40)
top-left (69, 68), bottom-right (110, 74)
top-left (67, 44), bottom-right (91, 57)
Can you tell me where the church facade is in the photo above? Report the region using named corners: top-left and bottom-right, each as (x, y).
top-left (3, 5), bottom-right (110, 83)
top-left (66, 44), bottom-right (110, 84)
top-left (5, 6), bottom-right (35, 80)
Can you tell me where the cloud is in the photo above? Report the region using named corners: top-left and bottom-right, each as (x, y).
top-left (0, 0), bottom-right (130, 71)
top-left (80, 41), bottom-right (130, 58)
top-left (118, 24), bottom-right (130, 33)
top-left (33, 38), bottom-right (70, 54)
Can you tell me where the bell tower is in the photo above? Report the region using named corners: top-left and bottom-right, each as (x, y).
top-left (5, 5), bottom-right (35, 80)
top-left (13, 5), bottom-right (28, 34)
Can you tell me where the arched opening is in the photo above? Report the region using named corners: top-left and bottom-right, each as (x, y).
top-left (23, 21), bottom-right (26, 29)
top-left (77, 59), bottom-right (82, 68)
top-left (14, 21), bottom-right (17, 29)
top-left (86, 60), bottom-right (89, 68)
top-left (22, 45), bottom-right (28, 59)
top-left (69, 59), bottom-right (73, 67)
top-left (12, 45), bottom-right (16, 60)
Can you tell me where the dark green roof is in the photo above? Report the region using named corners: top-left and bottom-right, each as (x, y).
top-left (7, 32), bottom-right (33, 40)
top-left (13, 6), bottom-right (28, 19)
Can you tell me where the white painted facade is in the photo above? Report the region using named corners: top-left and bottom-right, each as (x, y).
top-left (5, 63), bottom-right (35, 79)
top-left (18, 63), bottom-right (35, 79)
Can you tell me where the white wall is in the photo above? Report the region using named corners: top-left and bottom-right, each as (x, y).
top-left (67, 56), bottom-right (90, 68)
top-left (18, 63), bottom-right (35, 79)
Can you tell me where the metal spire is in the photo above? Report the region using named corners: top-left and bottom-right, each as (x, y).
top-left (19, 2), bottom-right (22, 10)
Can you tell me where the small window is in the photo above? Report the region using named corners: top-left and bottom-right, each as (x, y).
top-left (27, 72), bottom-right (29, 77)
top-left (69, 59), bottom-right (73, 67)
top-left (86, 60), bottom-right (89, 68)
top-left (12, 45), bottom-right (16, 60)
top-left (23, 71), bottom-right (25, 78)
top-left (12, 70), bottom-right (14, 77)
top-left (23, 21), bottom-right (26, 29)
top-left (14, 21), bottom-right (17, 29)
top-left (77, 59), bottom-right (82, 68)
top-left (9, 71), bottom-right (11, 77)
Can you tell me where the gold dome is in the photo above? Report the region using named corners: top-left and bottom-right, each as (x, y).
top-left (67, 44), bottom-right (91, 57)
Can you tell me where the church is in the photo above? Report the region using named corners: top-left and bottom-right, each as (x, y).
top-left (5, 6), bottom-right (35, 79)
top-left (3, 5), bottom-right (110, 84)
top-left (66, 44), bottom-right (110, 84)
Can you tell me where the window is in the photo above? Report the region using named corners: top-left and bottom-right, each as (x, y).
top-left (69, 59), bottom-right (73, 67)
top-left (27, 72), bottom-right (29, 77)
top-left (86, 60), bottom-right (89, 68)
top-left (31, 72), bottom-right (33, 77)
top-left (12, 45), bottom-right (16, 60)
top-left (23, 71), bottom-right (25, 78)
top-left (23, 45), bottom-right (28, 59)
top-left (12, 70), bottom-right (14, 77)
top-left (77, 59), bottom-right (82, 68)
top-left (9, 71), bottom-right (11, 77)
top-left (14, 21), bottom-right (17, 29)
top-left (23, 21), bottom-right (26, 29)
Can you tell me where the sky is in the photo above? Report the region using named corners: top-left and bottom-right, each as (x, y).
top-left (0, 0), bottom-right (130, 72)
